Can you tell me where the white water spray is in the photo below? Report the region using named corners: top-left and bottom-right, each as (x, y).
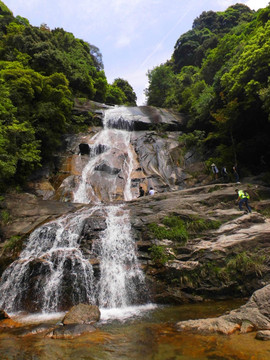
top-left (0, 208), bottom-right (97, 313)
top-left (97, 205), bottom-right (146, 308)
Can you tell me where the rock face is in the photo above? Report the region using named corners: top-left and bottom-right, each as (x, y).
top-left (62, 304), bottom-right (101, 325)
top-left (25, 104), bottom-right (188, 202)
top-left (126, 183), bottom-right (270, 303)
top-left (177, 283), bottom-right (270, 337)
top-left (0, 193), bottom-right (82, 276)
top-left (1, 102), bottom-right (270, 324)
top-left (1, 181), bottom-right (270, 308)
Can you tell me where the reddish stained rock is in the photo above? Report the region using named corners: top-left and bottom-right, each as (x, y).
top-left (0, 318), bottom-right (21, 328)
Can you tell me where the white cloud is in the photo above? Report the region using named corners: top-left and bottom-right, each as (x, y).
top-left (115, 35), bottom-right (131, 48)
top-left (216, 0), bottom-right (269, 10)
top-left (244, 0), bottom-right (269, 10)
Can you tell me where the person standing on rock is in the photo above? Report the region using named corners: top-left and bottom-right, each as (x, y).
top-left (138, 186), bottom-right (145, 197)
top-left (148, 187), bottom-right (155, 195)
top-left (233, 164), bottom-right (240, 183)
top-left (221, 166), bottom-right (229, 182)
top-left (235, 189), bottom-right (252, 213)
top-left (211, 163), bottom-right (219, 180)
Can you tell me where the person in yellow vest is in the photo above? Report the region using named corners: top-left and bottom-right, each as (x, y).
top-left (235, 189), bottom-right (252, 213)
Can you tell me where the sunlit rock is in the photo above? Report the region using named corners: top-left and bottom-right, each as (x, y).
top-left (256, 330), bottom-right (270, 340)
top-left (176, 283), bottom-right (270, 335)
top-left (62, 303), bottom-right (100, 325)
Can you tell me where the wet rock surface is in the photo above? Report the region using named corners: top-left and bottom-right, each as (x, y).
top-left (47, 323), bottom-right (96, 339)
top-left (1, 183), bottom-right (270, 305)
top-left (126, 183), bottom-right (270, 303)
top-left (24, 105), bottom-right (188, 202)
top-left (176, 283), bottom-right (270, 338)
top-left (62, 304), bottom-right (100, 325)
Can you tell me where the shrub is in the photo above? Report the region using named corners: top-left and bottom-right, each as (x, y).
top-left (1, 210), bottom-right (10, 224)
top-left (187, 216), bottom-right (221, 233)
top-left (4, 235), bottom-right (22, 251)
top-left (225, 252), bottom-right (267, 277)
top-left (148, 245), bottom-right (173, 266)
top-left (148, 216), bottom-right (188, 243)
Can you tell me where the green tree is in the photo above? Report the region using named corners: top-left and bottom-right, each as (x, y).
top-left (106, 84), bottom-right (126, 105)
top-left (146, 64), bottom-right (176, 107)
top-left (112, 78), bottom-right (137, 106)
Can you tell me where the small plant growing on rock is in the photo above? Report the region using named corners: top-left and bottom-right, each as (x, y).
top-left (148, 245), bottom-right (174, 266)
top-left (4, 235), bottom-right (22, 251)
top-left (225, 252), bottom-right (267, 277)
top-left (186, 216), bottom-right (221, 234)
top-left (148, 216), bottom-right (188, 243)
top-left (1, 210), bottom-right (11, 224)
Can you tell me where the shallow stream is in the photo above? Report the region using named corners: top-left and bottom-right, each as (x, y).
top-left (1, 300), bottom-right (270, 360)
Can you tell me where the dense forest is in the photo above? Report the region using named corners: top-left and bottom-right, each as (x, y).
top-left (1, 2), bottom-right (270, 192)
top-left (146, 3), bottom-right (270, 175)
top-left (0, 1), bottom-right (136, 190)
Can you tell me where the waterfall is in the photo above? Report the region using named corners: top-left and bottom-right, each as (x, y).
top-left (97, 205), bottom-right (146, 308)
top-left (0, 106), bottom-right (148, 316)
top-left (73, 106), bottom-right (137, 203)
top-left (0, 208), bottom-right (96, 313)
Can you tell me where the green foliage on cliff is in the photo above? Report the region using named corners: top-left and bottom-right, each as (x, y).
top-left (148, 216), bottom-right (188, 243)
top-left (148, 245), bottom-right (174, 266)
top-left (146, 4), bottom-right (270, 173)
top-left (0, 0), bottom-right (12, 16)
top-left (0, 2), bottom-right (136, 190)
top-left (148, 215), bottom-right (220, 246)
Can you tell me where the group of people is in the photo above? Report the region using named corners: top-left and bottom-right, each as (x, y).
top-left (138, 186), bottom-right (155, 197)
top-left (211, 163), bottom-right (252, 213)
top-left (211, 163), bottom-right (240, 183)
top-left (138, 166), bottom-right (252, 214)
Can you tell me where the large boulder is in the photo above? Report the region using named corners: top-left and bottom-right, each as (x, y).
top-left (176, 284), bottom-right (270, 337)
top-left (62, 304), bottom-right (100, 325)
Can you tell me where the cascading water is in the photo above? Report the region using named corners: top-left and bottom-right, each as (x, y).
top-left (97, 205), bottom-right (146, 308)
top-left (0, 208), bottom-right (97, 313)
top-left (0, 106), bottom-right (148, 317)
top-left (73, 107), bottom-right (136, 203)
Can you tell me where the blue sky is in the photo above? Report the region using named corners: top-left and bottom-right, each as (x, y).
top-left (3, 0), bottom-right (269, 105)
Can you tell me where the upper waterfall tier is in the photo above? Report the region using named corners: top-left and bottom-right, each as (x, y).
top-left (49, 105), bottom-right (186, 204)
top-left (72, 107), bottom-right (137, 204)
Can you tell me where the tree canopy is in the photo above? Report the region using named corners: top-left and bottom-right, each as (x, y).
top-left (146, 4), bottom-right (270, 173)
top-left (0, 1), bottom-right (137, 190)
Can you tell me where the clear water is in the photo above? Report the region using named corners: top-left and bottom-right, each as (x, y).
top-left (2, 301), bottom-right (269, 360)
